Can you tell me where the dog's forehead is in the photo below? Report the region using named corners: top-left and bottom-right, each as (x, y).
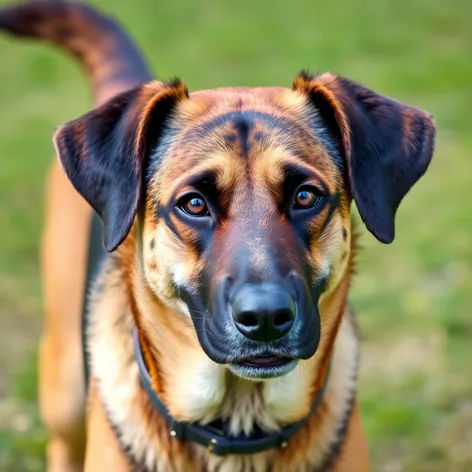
top-left (182, 86), bottom-right (310, 126)
top-left (148, 86), bottom-right (341, 197)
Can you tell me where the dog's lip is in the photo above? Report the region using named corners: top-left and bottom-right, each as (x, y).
top-left (237, 355), bottom-right (292, 368)
top-left (227, 357), bottom-right (298, 379)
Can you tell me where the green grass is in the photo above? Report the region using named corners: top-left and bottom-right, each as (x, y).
top-left (0, 0), bottom-right (471, 470)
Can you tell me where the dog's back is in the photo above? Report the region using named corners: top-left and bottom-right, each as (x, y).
top-left (0, 2), bottom-right (153, 469)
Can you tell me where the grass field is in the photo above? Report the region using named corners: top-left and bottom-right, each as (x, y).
top-left (0, 0), bottom-right (471, 470)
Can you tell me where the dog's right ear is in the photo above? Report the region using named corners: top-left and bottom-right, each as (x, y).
top-left (53, 80), bottom-right (188, 252)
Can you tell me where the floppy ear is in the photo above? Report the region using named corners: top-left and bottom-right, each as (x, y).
top-left (293, 72), bottom-right (435, 243)
top-left (53, 80), bottom-right (188, 252)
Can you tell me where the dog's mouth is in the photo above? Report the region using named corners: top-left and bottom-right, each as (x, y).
top-left (227, 355), bottom-right (298, 380)
top-left (240, 355), bottom-right (291, 367)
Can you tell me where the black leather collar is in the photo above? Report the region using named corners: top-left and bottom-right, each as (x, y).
top-left (133, 328), bottom-right (330, 456)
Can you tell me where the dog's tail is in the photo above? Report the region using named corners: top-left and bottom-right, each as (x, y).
top-left (0, 1), bottom-right (153, 105)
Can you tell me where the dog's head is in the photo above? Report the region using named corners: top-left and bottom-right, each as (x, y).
top-left (54, 73), bottom-right (435, 380)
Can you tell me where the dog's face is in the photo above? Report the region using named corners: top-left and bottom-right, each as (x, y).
top-left (141, 86), bottom-right (351, 379)
top-left (54, 73), bottom-right (435, 380)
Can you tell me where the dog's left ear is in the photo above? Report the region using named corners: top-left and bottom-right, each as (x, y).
top-left (293, 72), bottom-right (435, 243)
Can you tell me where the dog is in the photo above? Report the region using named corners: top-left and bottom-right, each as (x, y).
top-left (0, 2), bottom-right (435, 471)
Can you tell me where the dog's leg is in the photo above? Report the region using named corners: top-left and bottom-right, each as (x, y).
top-left (332, 401), bottom-right (370, 472)
top-left (83, 379), bottom-right (130, 472)
top-left (39, 159), bottom-right (91, 472)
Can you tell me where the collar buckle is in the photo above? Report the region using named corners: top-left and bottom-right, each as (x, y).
top-left (208, 438), bottom-right (218, 453)
top-left (169, 417), bottom-right (185, 439)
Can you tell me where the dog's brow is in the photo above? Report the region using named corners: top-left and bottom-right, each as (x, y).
top-left (162, 163), bottom-right (236, 207)
top-left (169, 169), bottom-right (220, 200)
top-left (182, 169), bottom-right (218, 188)
top-left (280, 162), bottom-right (331, 195)
top-left (182, 109), bottom-right (314, 143)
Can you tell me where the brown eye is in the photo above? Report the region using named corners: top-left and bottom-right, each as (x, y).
top-left (294, 187), bottom-right (322, 210)
top-left (179, 194), bottom-right (209, 217)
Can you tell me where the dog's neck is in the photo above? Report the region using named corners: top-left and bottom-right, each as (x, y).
top-left (133, 230), bottom-right (351, 425)
top-left (88, 232), bottom-right (359, 470)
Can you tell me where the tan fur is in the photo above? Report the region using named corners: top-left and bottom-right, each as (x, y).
top-left (84, 379), bottom-right (131, 472)
top-left (332, 404), bottom-right (370, 472)
top-left (39, 160), bottom-right (90, 472)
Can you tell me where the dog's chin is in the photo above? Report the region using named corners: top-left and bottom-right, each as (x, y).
top-left (195, 329), bottom-right (320, 380)
top-left (226, 358), bottom-right (299, 381)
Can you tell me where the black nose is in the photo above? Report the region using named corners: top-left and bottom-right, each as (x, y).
top-left (231, 284), bottom-right (296, 342)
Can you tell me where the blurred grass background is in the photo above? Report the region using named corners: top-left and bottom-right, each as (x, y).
top-left (0, 0), bottom-right (471, 470)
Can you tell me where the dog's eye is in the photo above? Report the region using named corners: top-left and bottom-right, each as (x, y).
top-left (293, 187), bottom-right (322, 210)
top-left (178, 194), bottom-right (210, 217)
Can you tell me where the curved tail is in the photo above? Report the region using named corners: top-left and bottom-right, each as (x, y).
top-left (0, 1), bottom-right (153, 105)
